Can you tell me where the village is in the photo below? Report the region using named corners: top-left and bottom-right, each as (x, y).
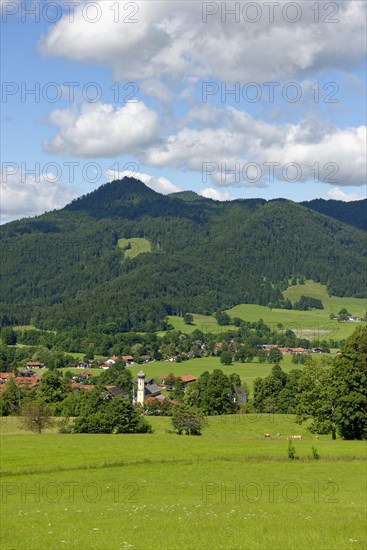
top-left (0, 343), bottom-right (327, 403)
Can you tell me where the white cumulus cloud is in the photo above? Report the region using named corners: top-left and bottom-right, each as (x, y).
top-left (37, 1), bottom-right (366, 192)
top-left (0, 172), bottom-right (78, 224)
top-left (45, 102), bottom-right (160, 157)
top-left (326, 187), bottom-right (366, 201)
top-left (39, 1), bottom-right (366, 86)
top-left (145, 107), bottom-right (366, 187)
top-left (200, 188), bottom-right (232, 201)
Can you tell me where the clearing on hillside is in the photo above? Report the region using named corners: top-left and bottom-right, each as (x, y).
top-left (227, 281), bottom-right (366, 342)
top-left (165, 314), bottom-right (236, 335)
top-left (117, 237), bottom-right (152, 259)
top-left (283, 280), bottom-right (366, 317)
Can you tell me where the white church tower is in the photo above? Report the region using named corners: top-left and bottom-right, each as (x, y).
top-left (137, 370), bottom-right (146, 406)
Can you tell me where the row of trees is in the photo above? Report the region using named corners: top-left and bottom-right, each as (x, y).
top-left (1, 315), bottom-right (336, 372)
top-left (20, 397), bottom-right (152, 435)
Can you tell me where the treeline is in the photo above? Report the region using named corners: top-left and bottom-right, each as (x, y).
top-left (0, 179), bottom-right (366, 332)
top-left (268, 295), bottom-right (324, 310)
top-left (0, 317), bottom-right (330, 372)
top-left (0, 313), bottom-right (340, 373)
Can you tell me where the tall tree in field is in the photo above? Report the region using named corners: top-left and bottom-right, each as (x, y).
top-left (333, 326), bottom-right (367, 440)
top-left (20, 400), bottom-right (54, 434)
top-left (73, 398), bottom-right (152, 434)
top-left (185, 370), bottom-right (236, 415)
top-left (268, 348), bottom-right (283, 364)
top-left (297, 358), bottom-right (338, 439)
top-left (171, 403), bottom-right (207, 435)
top-left (220, 351), bottom-right (232, 365)
top-left (183, 313), bottom-right (193, 325)
top-left (203, 369), bottom-right (235, 414)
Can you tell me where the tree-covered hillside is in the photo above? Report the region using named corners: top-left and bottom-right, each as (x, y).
top-left (1, 178), bottom-right (366, 331)
top-left (302, 198), bottom-right (367, 231)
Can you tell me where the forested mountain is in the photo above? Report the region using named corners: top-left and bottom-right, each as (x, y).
top-left (302, 198), bottom-right (367, 231)
top-left (1, 178), bottom-right (366, 331)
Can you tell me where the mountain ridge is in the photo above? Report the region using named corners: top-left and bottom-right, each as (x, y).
top-left (301, 198), bottom-right (366, 231)
top-left (1, 178), bottom-right (366, 331)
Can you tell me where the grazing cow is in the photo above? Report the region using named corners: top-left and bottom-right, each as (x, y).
top-left (264, 433), bottom-right (272, 439)
top-left (315, 436), bottom-right (320, 440)
top-left (287, 435), bottom-right (303, 440)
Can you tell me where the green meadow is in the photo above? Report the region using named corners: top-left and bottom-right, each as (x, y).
top-left (226, 281), bottom-right (366, 342)
top-left (1, 416), bottom-right (365, 550)
top-left (164, 314), bottom-right (237, 335)
top-left (165, 282), bottom-right (366, 342)
top-left (128, 355), bottom-right (306, 392)
top-left (117, 238), bottom-right (151, 259)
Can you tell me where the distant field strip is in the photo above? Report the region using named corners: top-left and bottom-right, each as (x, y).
top-left (117, 238), bottom-right (151, 259)
top-left (166, 314), bottom-right (237, 335)
top-left (227, 281), bottom-right (366, 341)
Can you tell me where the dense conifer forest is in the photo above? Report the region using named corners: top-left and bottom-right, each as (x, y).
top-left (302, 198), bottom-right (366, 231)
top-left (1, 178), bottom-right (366, 331)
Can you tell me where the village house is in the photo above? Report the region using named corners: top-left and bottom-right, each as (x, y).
top-left (80, 371), bottom-right (93, 379)
top-left (144, 383), bottom-right (162, 398)
top-left (0, 373), bottom-right (15, 393)
top-left (14, 376), bottom-right (41, 388)
top-left (105, 386), bottom-right (130, 399)
top-left (0, 372), bottom-right (41, 393)
top-left (19, 369), bottom-right (37, 377)
top-left (100, 362), bottom-right (111, 370)
top-left (0, 372), bottom-right (15, 380)
top-left (75, 361), bottom-right (91, 369)
top-left (133, 372), bottom-right (165, 402)
top-left (26, 361), bottom-right (46, 369)
top-left (278, 347), bottom-right (292, 354)
top-left (100, 355), bottom-right (135, 368)
top-left (290, 347), bottom-right (307, 355)
top-left (161, 374), bottom-right (197, 391)
top-left (71, 382), bottom-right (95, 390)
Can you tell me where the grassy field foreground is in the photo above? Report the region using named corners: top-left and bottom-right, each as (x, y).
top-left (0, 416), bottom-right (365, 550)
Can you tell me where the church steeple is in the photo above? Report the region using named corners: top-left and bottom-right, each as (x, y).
top-left (137, 370), bottom-right (146, 405)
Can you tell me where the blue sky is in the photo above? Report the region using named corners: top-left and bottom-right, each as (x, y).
top-left (1, 0), bottom-right (366, 222)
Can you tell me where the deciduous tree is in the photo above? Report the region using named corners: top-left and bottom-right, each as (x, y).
top-left (333, 326), bottom-right (367, 440)
top-left (297, 359), bottom-right (338, 439)
top-left (171, 403), bottom-right (207, 435)
top-left (20, 399), bottom-right (54, 434)
top-left (183, 313), bottom-right (193, 325)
